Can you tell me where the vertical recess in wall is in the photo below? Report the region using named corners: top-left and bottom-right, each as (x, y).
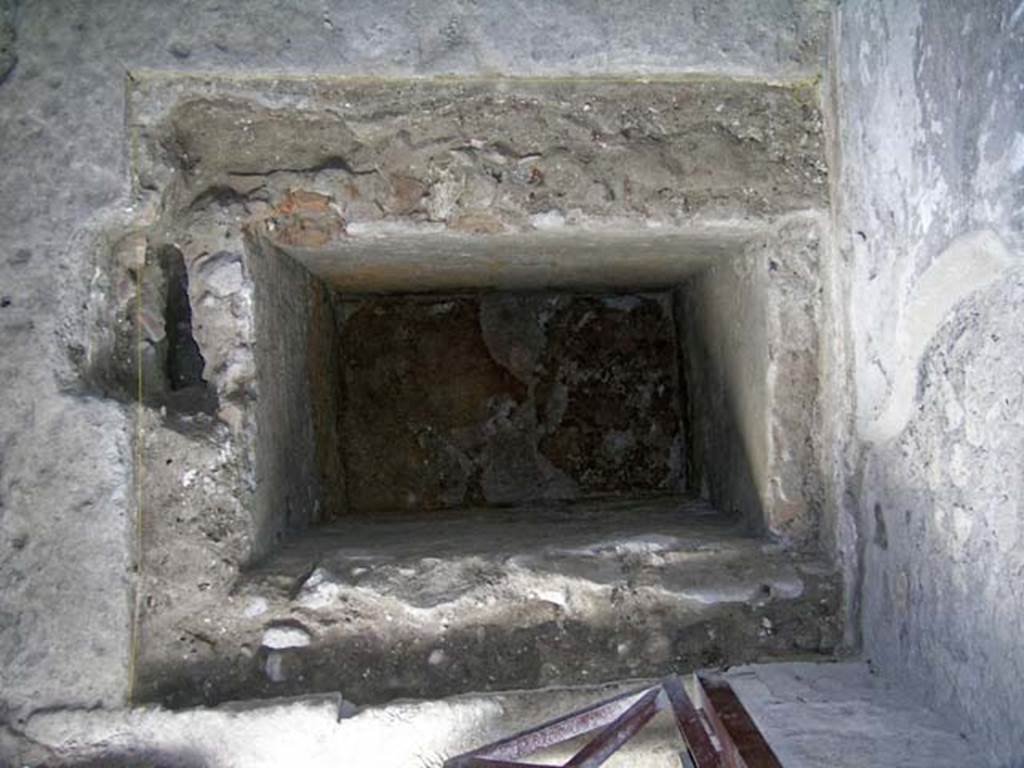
top-left (158, 245), bottom-right (214, 414)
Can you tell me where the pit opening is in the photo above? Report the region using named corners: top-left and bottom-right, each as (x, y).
top-left (245, 230), bottom-right (774, 554)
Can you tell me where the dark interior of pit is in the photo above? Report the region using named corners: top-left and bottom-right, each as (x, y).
top-left (311, 288), bottom-right (693, 520)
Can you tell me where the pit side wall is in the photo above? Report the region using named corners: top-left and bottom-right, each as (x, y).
top-left (678, 214), bottom-right (826, 545)
top-left (834, 2), bottom-right (1024, 763)
top-left (248, 240), bottom-right (324, 556)
top-left (677, 251), bottom-right (768, 527)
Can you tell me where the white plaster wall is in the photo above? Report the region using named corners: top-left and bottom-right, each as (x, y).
top-left (834, 1), bottom-right (1024, 762)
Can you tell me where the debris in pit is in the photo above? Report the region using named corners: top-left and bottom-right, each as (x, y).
top-left (261, 622), bottom-right (312, 650)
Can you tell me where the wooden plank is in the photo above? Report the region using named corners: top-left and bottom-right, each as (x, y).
top-left (696, 674), bottom-right (784, 768)
top-left (661, 675), bottom-right (723, 768)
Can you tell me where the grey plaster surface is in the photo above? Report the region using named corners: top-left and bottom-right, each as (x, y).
top-left (272, 229), bottom-right (752, 292)
top-left (0, 0), bottom-right (831, 724)
top-left (678, 239), bottom-right (769, 530)
top-left (833, 1), bottom-right (1024, 764)
top-left (723, 661), bottom-right (981, 767)
top-left (5, 680), bottom-right (690, 767)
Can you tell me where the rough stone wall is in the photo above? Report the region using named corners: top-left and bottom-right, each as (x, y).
top-left (834, 1), bottom-right (1024, 763)
top-left (339, 292), bottom-right (685, 513)
top-left (0, 0), bottom-right (829, 728)
top-left (133, 74), bottom-right (827, 247)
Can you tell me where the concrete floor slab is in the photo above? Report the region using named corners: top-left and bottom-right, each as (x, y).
top-left (722, 661), bottom-right (981, 767)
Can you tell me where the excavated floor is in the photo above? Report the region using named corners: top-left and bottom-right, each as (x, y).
top-left (136, 497), bottom-right (841, 708)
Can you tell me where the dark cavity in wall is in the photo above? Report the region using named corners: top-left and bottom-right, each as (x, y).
top-left (158, 245), bottom-right (216, 415)
top-left (873, 502), bottom-right (888, 550)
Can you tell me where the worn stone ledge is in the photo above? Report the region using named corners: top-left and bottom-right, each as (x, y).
top-left (135, 497), bottom-right (841, 709)
top-left (129, 73), bottom-right (828, 233)
top-left (255, 223), bottom-right (764, 292)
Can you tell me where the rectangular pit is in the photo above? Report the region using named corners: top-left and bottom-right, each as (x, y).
top-left (122, 75), bottom-right (839, 707)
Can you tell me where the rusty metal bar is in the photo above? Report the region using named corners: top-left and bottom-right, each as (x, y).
top-left (468, 684), bottom-right (654, 763)
top-left (445, 673), bottom-right (778, 768)
top-left (663, 675), bottom-right (723, 768)
top-left (563, 687), bottom-right (663, 767)
top-left (460, 759), bottom-right (553, 768)
top-left (697, 674), bottom-right (783, 768)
